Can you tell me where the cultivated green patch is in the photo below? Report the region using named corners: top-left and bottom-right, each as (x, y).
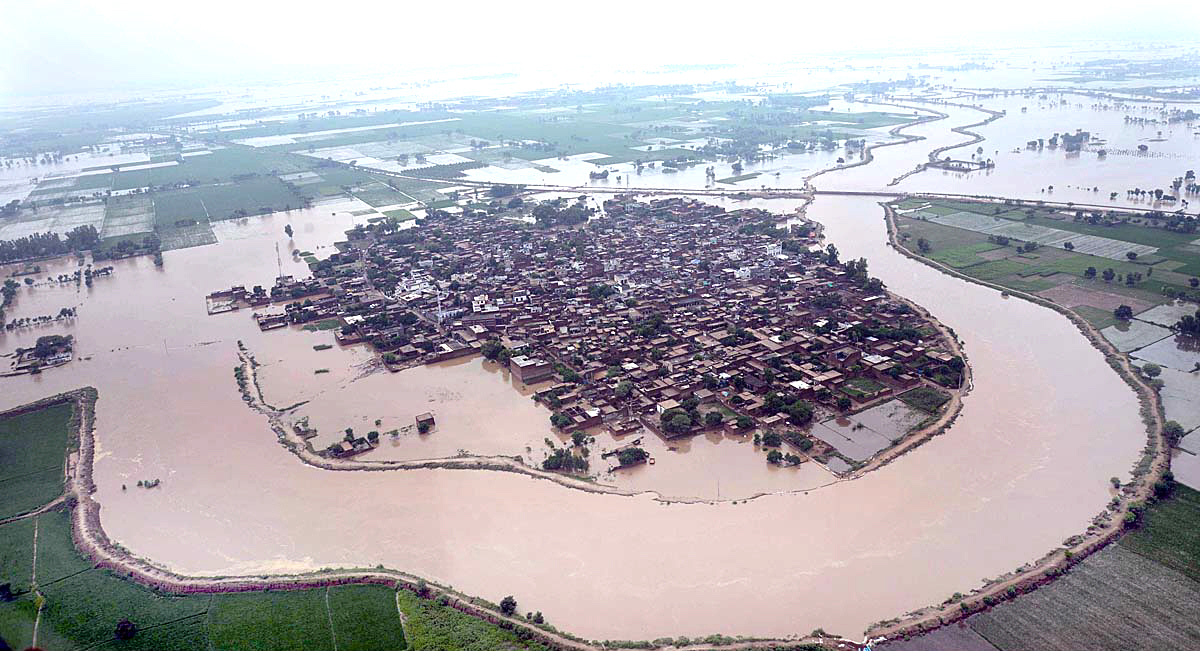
top-left (1121, 483), bottom-right (1200, 582)
top-left (0, 402), bottom-right (73, 519)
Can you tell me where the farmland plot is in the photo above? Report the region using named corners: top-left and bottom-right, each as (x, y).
top-left (966, 546), bottom-right (1200, 651)
top-left (919, 211), bottom-right (1158, 261)
top-left (102, 195), bottom-right (156, 238)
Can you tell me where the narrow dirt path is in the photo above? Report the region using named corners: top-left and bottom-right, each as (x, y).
top-left (395, 591), bottom-right (409, 644)
top-left (30, 515), bottom-right (39, 586)
top-left (325, 586), bottom-right (339, 651)
top-left (30, 515), bottom-right (43, 648)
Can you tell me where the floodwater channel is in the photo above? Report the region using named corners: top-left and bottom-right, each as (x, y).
top-left (0, 98), bottom-right (1148, 640)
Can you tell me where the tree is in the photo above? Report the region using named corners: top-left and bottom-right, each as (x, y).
top-left (550, 412), bottom-right (572, 428)
top-left (614, 381), bottom-right (632, 399)
top-left (1164, 421), bottom-right (1186, 444)
top-left (284, 224), bottom-right (294, 238)
top-left (571, 430), bottom-right (587, 447)
top-left (115, 618), bottom-right (137, 640)
top-left (367, 430), bottom-right (380, 443)
top-left (785, 400), bottom-right (814, 425)
top-left (1176, 309), bottom-right (1200, 336)
top-left (766, 449), bottom-right (784, 464)
top-left (704, 411), bottom-right (724, 427)
top-left (736, 415), bottom-right (754, 430)
top-left (1190, 277), bottom-right (1199, 288)
top-left (1102, 268), bottom-right (1116, 283)
top-left (916, 237), bottom-right (932, 253)
top-left (837, 396), bottom-right (852, 411)
top-left (500, 595), bottom-right (517, 616)
top-left (1141, 363), bottom-right (1162, 378)
top-left (761, 431), bottom-right (782, 447)
top-left (1126, 251), bottom-right (1138, 261)
top-left (480, 340), bottom-right (505, 360)
top-left (824, 243), bottom-right (839, 265)
top-left (668, 412), bottom-right (692, 433)
top-left (617, 447), bottom-right (649, 466)
top-left (1083, 266), bottom-right (1097, 279)
top-left (1114, 304), bottom-right (1134, 321)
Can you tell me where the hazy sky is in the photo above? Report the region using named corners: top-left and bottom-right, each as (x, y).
top-left (2, 0), bottom-right (1198, 98)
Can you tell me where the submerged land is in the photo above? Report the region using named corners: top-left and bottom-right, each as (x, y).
top-left (1, 45), bottom-right (1199, 650)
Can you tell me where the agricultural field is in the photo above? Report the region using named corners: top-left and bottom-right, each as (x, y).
top-left (108, 147), bottom-right (307, 190)
top-left (892, 198), bottom-right (1200, 329)
top-left (0, 202), bottom-right (106, 241)
top-left (965, 546), bottom-right (1200, 651)
top-left (1120, 484), bottom-right (1200, 582)
top-left (897, 387), bottom-right (952, 413)
top-left (0, 402), bottom-right (73, 519)
top-left (101, 194), bottom-right (156, 238)
top-left (0, 512), bottom-right (410, 651)
top-left (155, 177), bottom-right (303, 221)
top-left (881, 485), bottom-right (1200, 651)
top-left (395, 591), bottom-right (547, 651)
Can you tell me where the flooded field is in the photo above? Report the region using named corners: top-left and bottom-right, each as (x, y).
top-left (893, 92), bottom-right (1200, 210)
top-left (0, 82), bottom-right (1153, 640)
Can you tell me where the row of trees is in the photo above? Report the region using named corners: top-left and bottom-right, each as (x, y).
top-left (0, 225), bottom-right (100, 263)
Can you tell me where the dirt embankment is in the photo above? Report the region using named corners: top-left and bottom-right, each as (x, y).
top-left (806, 102), bottom-right (949, 188)
top-left (864, 201), bottom-right (1171, 643)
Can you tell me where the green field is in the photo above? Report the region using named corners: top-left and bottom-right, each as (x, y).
top-left (396, 591), bottom-right (547, 651)
top-left (843, 377), bottom-right (886, 397)
top-left (302, 318), bottom-right (342, 332)
top-left (0, 511), bottom-right (410, 651)
top-left (0, 518), bottom-right (34, 594)
top-left (0, 500), bottom-right (558, 650)
top-left (351, 182), bottom-right (412, 208)
top-left (0, 402), bottom-right (73, 519)
top-left (716, 172), bottom-right (762, 184)
top-left (328, 585), bottom-right (409, 651)
top-left (893, 203), bottom-right (1199, 329)
top-left (153, 178), bottom-right (303, 221)
top-left (383, 209), bottom-right (417, 221)
top-left (898, 387), bottom-right (951, 413)
top-left (110, 148), bottom-right (306, 190)
top-left (1120, 483), bottom-right (1200, 582)
top-left (909, 198), bottom-right (1200, 280)
top-left (152, 191), bottom-right (208, 225)
top-left (886, 482), bottom-right (1200, 651)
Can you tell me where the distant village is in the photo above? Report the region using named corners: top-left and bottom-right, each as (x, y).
top-left (210, 194), bottom-right (963, 470)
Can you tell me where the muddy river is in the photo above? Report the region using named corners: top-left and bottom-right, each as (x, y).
top-left (0, 98), bottom-right (1147, 640)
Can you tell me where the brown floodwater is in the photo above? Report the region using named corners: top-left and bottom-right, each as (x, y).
top-left (0, 104), bottom-right (1148, 640)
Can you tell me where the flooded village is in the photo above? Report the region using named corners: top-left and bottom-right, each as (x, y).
top-left (211, 194), bottom-right (961, 478)
top-left (0, 40), bottom-right (1198, 651)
